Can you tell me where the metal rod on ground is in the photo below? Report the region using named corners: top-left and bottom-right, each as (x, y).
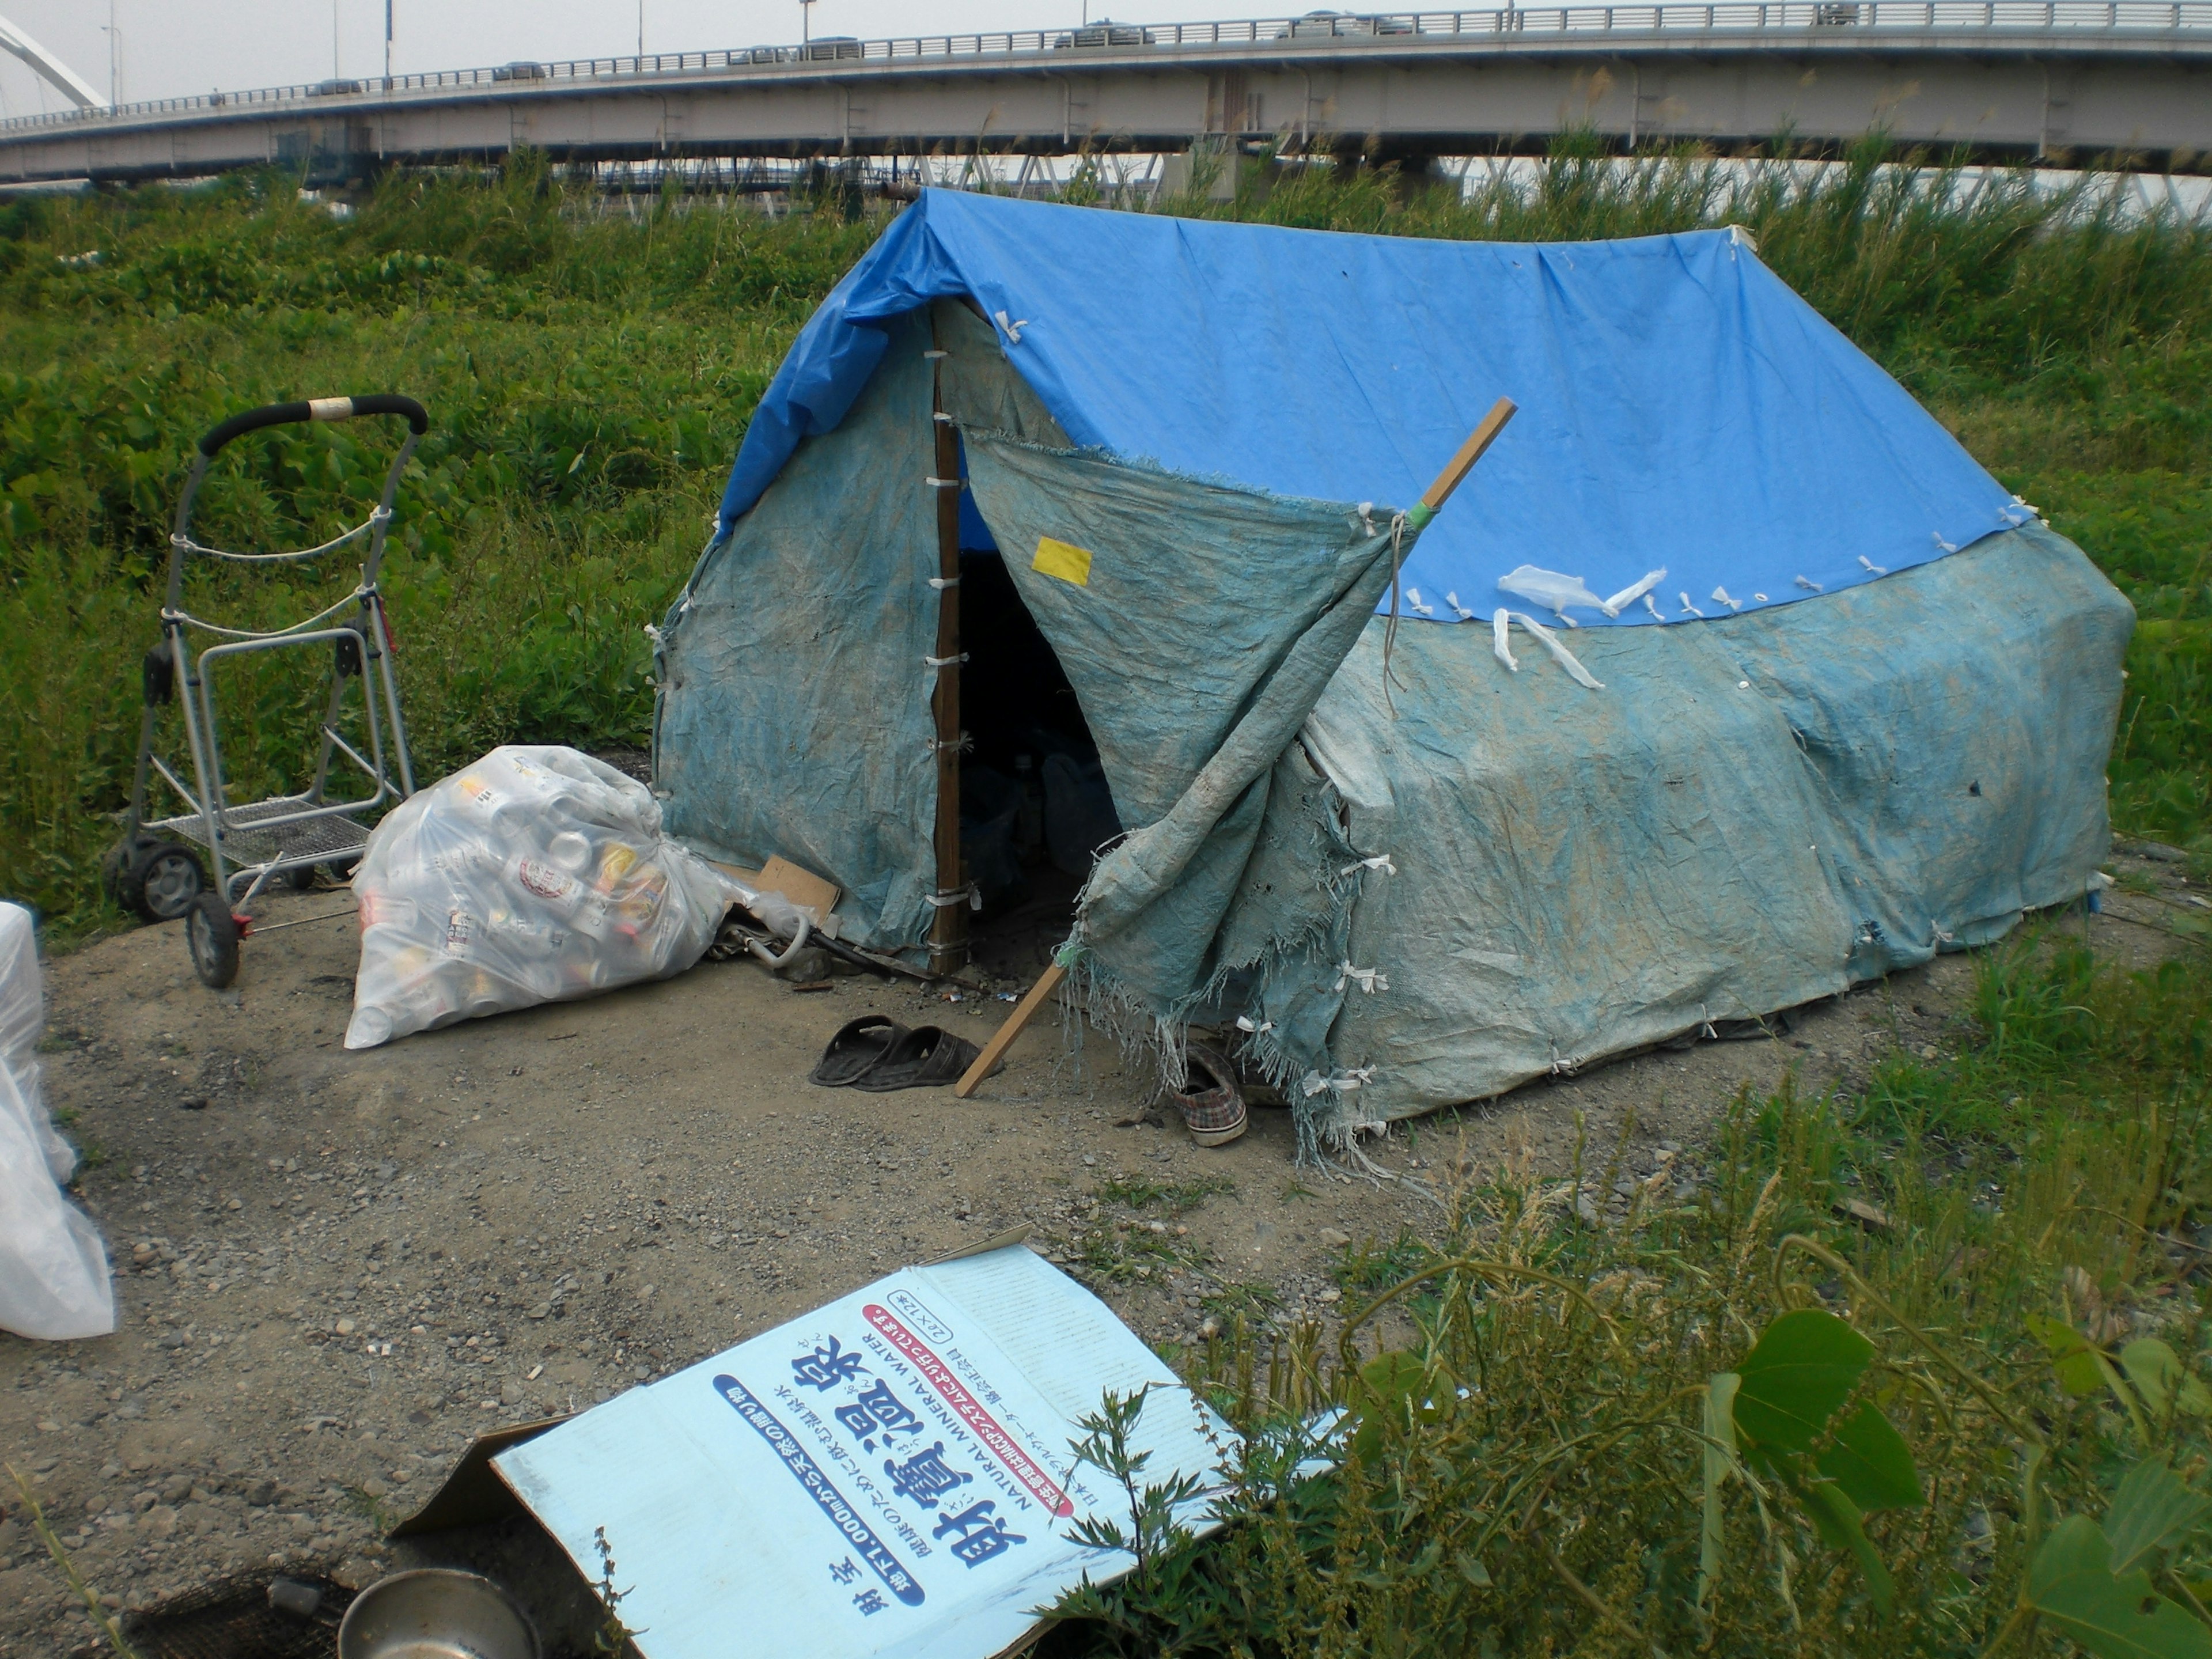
top-left (952, 395), bottom-right (1518, 1101)
top-left (927, 331), bottom-right (969, 974)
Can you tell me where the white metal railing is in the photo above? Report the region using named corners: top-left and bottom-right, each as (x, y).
top-left (3, 1), bottom-right (2205, 137)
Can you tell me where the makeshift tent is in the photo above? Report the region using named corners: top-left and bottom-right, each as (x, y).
top-left (654, 189), bottom-right (2131, 1152)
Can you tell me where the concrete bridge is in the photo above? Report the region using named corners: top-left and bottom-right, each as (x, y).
top-left (2, 2), bottom-right (2207, 185)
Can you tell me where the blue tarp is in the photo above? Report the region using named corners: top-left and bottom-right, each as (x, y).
top-left (718, 190), bottom-right (2027, 626)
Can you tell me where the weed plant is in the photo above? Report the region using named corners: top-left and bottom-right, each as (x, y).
top-left (0, 141), bottom-right (2205, 936)
top-left (1043, 927), bottom-right (2212, 1655)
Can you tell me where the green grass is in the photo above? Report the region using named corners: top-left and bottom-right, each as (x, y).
top-left (1047, 927), bottom-right (2212, 1656)
top-left (1097, 1174), bottom-right (1239, 1213)
top-left (0, 143), bottom-right (2206, 935)
top-left (0, 161), bottom-right (872, 933)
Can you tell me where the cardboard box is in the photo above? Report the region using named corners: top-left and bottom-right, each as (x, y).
top-left (396, 1237), bottom-right (1225, 1658)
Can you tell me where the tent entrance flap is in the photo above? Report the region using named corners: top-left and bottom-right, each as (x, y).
top-left (960, 434), bottom-right (1407, 1018)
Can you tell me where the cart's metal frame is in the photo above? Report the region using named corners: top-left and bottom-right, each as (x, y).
top-left (124, 395), bottom-right (427, 915)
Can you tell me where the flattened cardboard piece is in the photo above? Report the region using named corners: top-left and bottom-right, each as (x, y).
top-left (391, 1237), bottom-right (1032, 1542)
top-left (704, 854), bottom-right (844, 935)
top-left (389, 1415), bottom-right (571, 1537)
top-left (757, 855), bottom-right (842, 922)
top-left (491, 1244), bottom-right (1222, 1659)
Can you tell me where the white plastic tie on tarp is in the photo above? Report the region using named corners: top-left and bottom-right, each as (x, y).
top-left (1858, 555), bottom-right (1888, 576)
top-left (1931, 918), bottom-right (1955, 945)
top-left (642, 623), bottom-right (664, 646)
top-left (1752, 592), bottom-right (1769, 602)
top-left (1699, 1005), bottom-right (1718, 1040)
top-left (925, 885), bottom-right (982, 910)
top-left (1308, 1066), bottom-right (1376, 1094)
top-left (1356, 501), bottom-right (1377, 537)
top-left (1678, 592), bottom-right (1706, 618)
top-left (1641, 592), bottom-right (1664, 620)
top-left (1794, 575), bottom-right (1823, 593)
top-left (1234, 1014), bottom-right (1276, 1035)
top-left (1497, 563), bottom-right (1604, 620)
top-left (923, 652), bottom-right (968, 673)
top-left (1509, 612), bottom-right (1605, 690)
top-left (1404, 587), bottom-right (1435, 619)
top-left (1445, 590), bottom-right (1477, 622)
top-left (1338, 854), bottom-right (1396, 877)
top-left (1711, 586), bottom-right (1743, 612)
top-left (1334, 962), bottom-right (1389, 994)
top-left (1599, 568), bottom-right (1665, 617)
top-left (925, 731), bottom-right (973, 755)
top-left (992, 309), bottom-right (1029, 344)
top-left (1492, 608), bottom-right (1519, 672)
top-left (923, 476), bottom-right (963, 490)
top-left (1932, 532), bottom-right (1959, 554)
top-left (927, 575), bottom-right (960, 590)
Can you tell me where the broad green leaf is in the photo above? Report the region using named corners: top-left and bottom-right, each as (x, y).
top-left (1699, 1373), bottom-right (1741, 1609)
top-left (1733, 1309), bottom-right (1873, 1455)
top-left (1796, 1474), bottom-right (1895, 1616)
top-left (2027, 1514), bottom-right (2212, 1659)
top-left (1816, 1402), bottom-right (1924, 1513)
top-left (1456, 1551), bottom-right (1492, 1588)
top-left (1347, 1350), bottom-right (1427, 1462)
top-left (2125, 1341), bottom-right (2186, 1421)
top-left (2104, 1460), bottom-right (2212, 1576)
top-left (2029, 1312), bottom-right (2107, 1398)
top-left (1358, 1349), bottom-right (1426, 1404)
top-left (2122, 1341), bottom-right (2212, 1422)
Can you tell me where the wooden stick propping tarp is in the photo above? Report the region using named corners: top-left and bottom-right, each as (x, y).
top-left (953, 959), bottom-right (1066, 1099)
top-left (1407, 397), bottom-right (1517, 529)
top-left (955, 399), bottom-right (1517, 1103)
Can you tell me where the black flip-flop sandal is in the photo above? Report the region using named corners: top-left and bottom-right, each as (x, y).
top-left (854, 1025), bottom-right (986, 1092)
top-left (809, 1016), bottom-right (909, 1086)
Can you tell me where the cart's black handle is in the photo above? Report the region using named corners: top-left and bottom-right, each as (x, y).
top-left (196, 395), bottom-right (429, 457)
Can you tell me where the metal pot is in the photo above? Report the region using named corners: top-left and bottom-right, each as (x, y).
top-left (335, 1568), bottom-right (541, 1659)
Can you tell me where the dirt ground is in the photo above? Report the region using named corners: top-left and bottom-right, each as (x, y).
top-left (0, 846), bottom-right (2199, 1655)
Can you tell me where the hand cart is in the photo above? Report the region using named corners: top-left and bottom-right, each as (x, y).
top-left (103, 395), bottom-right (429, 989)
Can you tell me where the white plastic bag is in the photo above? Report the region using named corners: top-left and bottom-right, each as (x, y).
top-left (0, 903), bottom-right (116, 1342)
top-left (345, 747), bottom-right (739, 1049)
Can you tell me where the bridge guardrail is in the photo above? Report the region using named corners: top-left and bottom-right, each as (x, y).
top-left (4, 0), bottom-right (2207, 137)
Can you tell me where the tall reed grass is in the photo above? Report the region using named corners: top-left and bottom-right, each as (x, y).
top-left (1044, 929), bottom-right (2212, 1656)
top-left (0, 139), bottom-right (2204, 933)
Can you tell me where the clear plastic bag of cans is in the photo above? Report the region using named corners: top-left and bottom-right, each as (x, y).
top-left (344, 746), bottom-right (740, 1049)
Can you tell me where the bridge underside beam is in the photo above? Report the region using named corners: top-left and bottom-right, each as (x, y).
top-left (3, 47), bottom-right (2207, 184)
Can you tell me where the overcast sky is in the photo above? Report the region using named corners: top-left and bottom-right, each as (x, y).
top-left (0, 0), bottom-right (1267, 115)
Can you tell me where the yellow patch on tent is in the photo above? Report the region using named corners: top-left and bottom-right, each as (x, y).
top-left (1031, 536), bottom-right (1094, 587)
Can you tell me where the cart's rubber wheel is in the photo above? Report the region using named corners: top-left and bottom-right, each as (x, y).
top-left (324, 855), bottom-right (360, 882)
top-left (280, 864), bottom-right (319, 892)
top-left (185, 894), bottom-right (240, 990)
top-left (123, 840), bottom-right (207, 923)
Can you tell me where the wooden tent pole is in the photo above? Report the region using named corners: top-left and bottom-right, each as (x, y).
top-left (952, 397), bottom-right (1518, 1100)
top-left (927, 331), bottom-right (969, 974)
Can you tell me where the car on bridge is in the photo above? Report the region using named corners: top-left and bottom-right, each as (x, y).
top-left (1050, 21), bottom-right (1156, 48)
top-left (1272, 10), bottom-right (1419, 37)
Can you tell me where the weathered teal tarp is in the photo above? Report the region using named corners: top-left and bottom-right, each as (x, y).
top-left (659, 251), bottom-right (2131, 1153)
